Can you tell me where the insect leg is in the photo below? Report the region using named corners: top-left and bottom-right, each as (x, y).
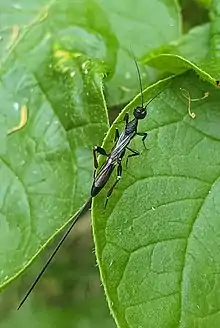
top-left (93, 146), bottom-right (108, 169)
top-left (114, 128), bottom-right (120, 142)
top-left (136, 132), bottom-right (148, 149)
top-left (126, 147), bottom-right (140, 167)
top-left (124, 113), bottom-right (129, 125)
top-left (104, 161), bottom-right (122, 208)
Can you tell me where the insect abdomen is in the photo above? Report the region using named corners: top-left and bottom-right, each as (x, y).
top-left (91, 183), bottom-right (103, 197)
top-left (91, 164), bottom-right (115, 197)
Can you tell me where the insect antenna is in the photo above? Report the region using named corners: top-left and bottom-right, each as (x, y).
top-left (130, 49), bottom-right (144, 108)
top-left (17, 197), bottom-right (92, 310)
top-left (145, 86), bottom-right (167, 107)
top-left (130, 49), bottom-right (166, 108)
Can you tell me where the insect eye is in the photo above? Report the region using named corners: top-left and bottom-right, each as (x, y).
top-left (133, 107), bottom-right (147, 119)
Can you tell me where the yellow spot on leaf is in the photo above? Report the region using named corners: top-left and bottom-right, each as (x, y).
top-left (54, 50), bottom-right (71, 59)
top-left (7, 105), bottom-right (28, 135)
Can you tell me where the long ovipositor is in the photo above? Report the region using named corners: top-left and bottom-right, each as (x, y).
top-left (18, 53), bottom-right (166, 310)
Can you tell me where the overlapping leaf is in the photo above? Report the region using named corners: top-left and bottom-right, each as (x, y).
top-left (0, 46), bottom-right (108, 288)
top-left (93, 71), bottom-right (220, 328)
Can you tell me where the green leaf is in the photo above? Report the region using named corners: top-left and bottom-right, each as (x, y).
top-left (142, 23), bottom-right (210, 71)
top-left (144, 53), bottom-right (216, 86)
top-left (101, 0), bottom-right (181, 105)
top-left (0, 46), bottom-right (108, 289)
top-left (0, 0), bottom-right (181, 107)
top-left (209, 0), bottom-right (220, 79)
top-left (194, 0), bottom-right (211, 8)
top-left (93, 71), bottom-right (220, 328)
top-left (143, 0), bottom-right (220, 81)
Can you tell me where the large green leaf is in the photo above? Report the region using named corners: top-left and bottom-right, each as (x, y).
top-left (0, 0), bottom-right (181, 107)
top-left (93, 71), bottom-right (220, 328)
top-left (0, 44), bottom-right (108, 288)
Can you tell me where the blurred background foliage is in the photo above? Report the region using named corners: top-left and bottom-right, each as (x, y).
top-left (0, 213), bottom-right (116, 327)
top-left (0, 0), bottom-right (209, 327)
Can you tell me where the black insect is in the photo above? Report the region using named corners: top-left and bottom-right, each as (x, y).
top-left (91, 106), bottom-right (148, 208)
top-left (18, 55), bottom-right (165, 310)
top-left (91, 56), bottom-right (164, 207)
